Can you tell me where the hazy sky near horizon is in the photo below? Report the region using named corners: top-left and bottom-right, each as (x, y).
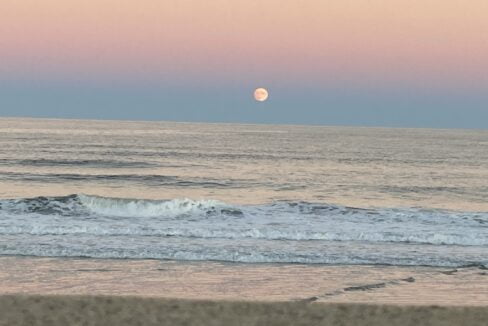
top-left (1, 0), bottom-right (487, 128)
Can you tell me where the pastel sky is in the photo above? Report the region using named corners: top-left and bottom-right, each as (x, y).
top-left (1, 0), bottom-right (487, 128)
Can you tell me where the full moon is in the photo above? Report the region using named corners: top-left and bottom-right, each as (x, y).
top-left (254, 88), bottom-right (269, 102)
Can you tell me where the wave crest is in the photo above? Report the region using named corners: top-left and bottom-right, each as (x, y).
top-left (78, 194), bottom-right (241, 218)
top-left (0, 194), bottom-right (243, 218)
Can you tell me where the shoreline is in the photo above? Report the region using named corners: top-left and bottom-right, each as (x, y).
top-left (4, 253), bottom-right (487, 267)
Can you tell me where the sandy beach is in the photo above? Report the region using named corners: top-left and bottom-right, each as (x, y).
top-left (2, 295), bottom-right (488, 326)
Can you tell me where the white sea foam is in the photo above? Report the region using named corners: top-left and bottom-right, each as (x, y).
top-left (0, 239), bottom-right (484, 267)
top-left (78, 194), bottom-right (231, 218)
top-left (1, 194), bottom-right (487, 266)
top-left (0, 224), bottom-right (487, 246)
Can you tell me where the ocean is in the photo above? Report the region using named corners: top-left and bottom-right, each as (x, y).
top-left (1, 117), bottom-right (487, 268)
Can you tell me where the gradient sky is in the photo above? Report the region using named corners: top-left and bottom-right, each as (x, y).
top-left (1, 0), bottom-right (487, 128)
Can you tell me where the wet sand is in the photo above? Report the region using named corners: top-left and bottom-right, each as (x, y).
top-left (1, 256), bottom-right (487, 325)
top-left (1, 256), bottom-right (487, 305)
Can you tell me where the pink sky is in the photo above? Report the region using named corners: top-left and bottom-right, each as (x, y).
top-left (1, 0), bottom-right (487, 89)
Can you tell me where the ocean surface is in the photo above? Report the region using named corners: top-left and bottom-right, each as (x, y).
top-left (0, 118), bottom-right (487, 267)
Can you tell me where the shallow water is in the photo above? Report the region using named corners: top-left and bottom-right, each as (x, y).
top-left (0, 118), bottom-right (487, 266)
top-left (1, 257), bottom-right (487, 306)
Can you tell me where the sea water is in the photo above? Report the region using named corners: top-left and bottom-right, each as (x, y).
top-left (1, 118), bottom-right (487, 267)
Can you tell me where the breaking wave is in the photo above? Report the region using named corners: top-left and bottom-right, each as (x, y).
top-left (0, 194), bottom-right (241, 217)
